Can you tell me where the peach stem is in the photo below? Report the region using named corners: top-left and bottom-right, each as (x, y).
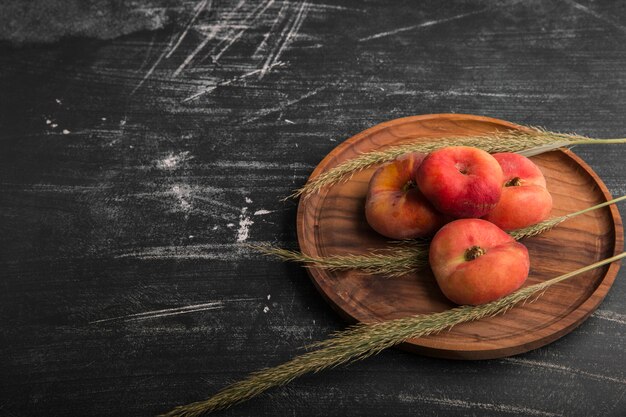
top-left (402, 180), bottom-right (416, 193)
top-left (505, 177), bottom-right (522, 187)
top-left (465, 246), bottom-right (486, 261)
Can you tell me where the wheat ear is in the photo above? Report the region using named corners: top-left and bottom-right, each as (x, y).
top-left (291, 128), bottom-right (626, 199)
top-left (253, 196), bottom-right (626, 276)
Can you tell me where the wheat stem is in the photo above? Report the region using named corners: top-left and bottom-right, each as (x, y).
top-left (254, 196), bottom-right (626, 276)
top-left (161, 252), bottom-right (626, 417)
top-left (249, 243), bottom-right (428, 277)
top-left (290, 128), bottom-right (626, 199)
top-left (572, 138), bottom-right (626, 145)
top-left (508, 194), bottom-right (626, 239)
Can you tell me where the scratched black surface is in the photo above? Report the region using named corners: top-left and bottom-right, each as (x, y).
top-left (1, 0), bottom-right (625, 416)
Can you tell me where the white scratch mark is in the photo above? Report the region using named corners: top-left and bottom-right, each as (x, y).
top-left (503, 357), bottom-right (626, 385)
top-left (115, 241), bottom-right (275, 261)
top-left (175, 195), bottom-right (238, 221)
top-left (592, 309), bottom-right (626, 325)
top-left (195, 159), bottom-right (314, 170)
top-left (209, 0), bottom-right (275, 64)
top-left (236, 207), bottom-right (254, 242)
top-left (133, 184), bottom-right (240, 219)
top-left (245, 197), bottom-right (253, 203)
top-left (135, 32), bottom-right (158, 74)
top-left (193, 195), bottom-right (240, 214)
top-left (253, 0), bottom-right (290, 59)
top-left (267, 294), bottom-right (271, 300)
top-left (308, 3), bottom-right (363, 12)
top-left (280, 1), bottom-right (309, 51)
top-left (1, 183), bottom-right (112, 193)
top-left (241, 86), bottom-right (325, 124)
top-left (359, 9), bottom-right (487, 42)
top-left (291, 164), bottom-right (297, 184)
top-left (55, 98), bottom-right (62, 105)
top-left (227, 223), bottom-right (235, 228)
top-left (172, 0), bottom-right (245, 77)
top-left (171, 185), bottom-right (192, 212)
top-left (62, 129), bottom-right (70, 135)
top-left (51, 123), bottom-right (58, 128)
top-left (564, 0), bottom-right (626, 34)
top-left (259, 1), bottom-right (310, 79)
top-left (131, 32), bottom-right (177, 95)
top-left (387, 88), bottom-right (567, 100)
top-left (90, 302), bottom-right (224, 324)
top-left (263, 306), bottom-right (270, 313)
top-left (90, 297), bottom-right (260, 324)
top-left (397, 393), bottom-right (561, 417)
top-left (165, 0), bottom-right (210, 59)
top-left (253, 209), bottom-right (273, 216)
top-left (156, 151), bottom-right (193, 170)
top-left (284, 119), bottom-right (295, 124)
top-left (171, 40), bottom-right (208, 78)
top-left (45, 119), bottom-right (52, 125)
top-left (182, 62), bottom-right (285, 102)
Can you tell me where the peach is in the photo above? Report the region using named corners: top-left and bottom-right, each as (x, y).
top-left (429, 218), bottom-right (530, 305)
top-left (416, 146), bottom-right (504, 218)
top-left (365, 153), bottom-right (448, 239)
top-left (483, 153), bottom-right (553, 230)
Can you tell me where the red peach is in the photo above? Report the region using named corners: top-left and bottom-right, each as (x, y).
top-left (429, 218), bottom-right (530, 305)
top-left (416, 146), bottom-right (504, 218)
top-left (365, 153), bottom-right (448, 239)
top-left (483, 153), bottom-right (553, 230)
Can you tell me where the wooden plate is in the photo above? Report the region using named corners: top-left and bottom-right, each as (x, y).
top-left (296, 114), bottom-right (623, 360)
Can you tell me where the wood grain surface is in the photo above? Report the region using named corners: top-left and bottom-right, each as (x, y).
top-left (1, 1), bottom-right (626, 416)
top-left (297, 114), bottom-right (623, 359)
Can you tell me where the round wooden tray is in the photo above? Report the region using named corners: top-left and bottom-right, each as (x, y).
top-left (296, 114), bottom-right (623, 360)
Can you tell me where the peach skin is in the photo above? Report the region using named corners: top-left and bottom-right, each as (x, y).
top-left (416, 146), bottom-right (504, 218)
top-left (429, 218), bottom-right (530, 305)
top-left (365, 153), bottom-right (448, 239)
top-left (483, 153), bottom-right (553, 230)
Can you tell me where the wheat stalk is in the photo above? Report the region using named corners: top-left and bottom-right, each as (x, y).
top-left (250, 243), bottom-right (428, 277)
top-left (290, 128), bottom-right (626, 199)
top-left (508, 194), bottom-right (626, 239)
top-left (160, 252), bottom-right (626, 417)
top-left (252, 196), bottom-right (626, 276)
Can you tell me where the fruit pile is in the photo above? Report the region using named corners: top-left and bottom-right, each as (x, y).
top-left (364, 146), bottom-right (553, 306)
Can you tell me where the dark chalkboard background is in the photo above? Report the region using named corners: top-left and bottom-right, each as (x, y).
top-left (1, 1), bottom-right (625, 416)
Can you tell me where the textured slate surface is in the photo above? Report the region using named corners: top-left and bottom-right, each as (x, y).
top-left (1, 1), bottom-right (625, 416)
